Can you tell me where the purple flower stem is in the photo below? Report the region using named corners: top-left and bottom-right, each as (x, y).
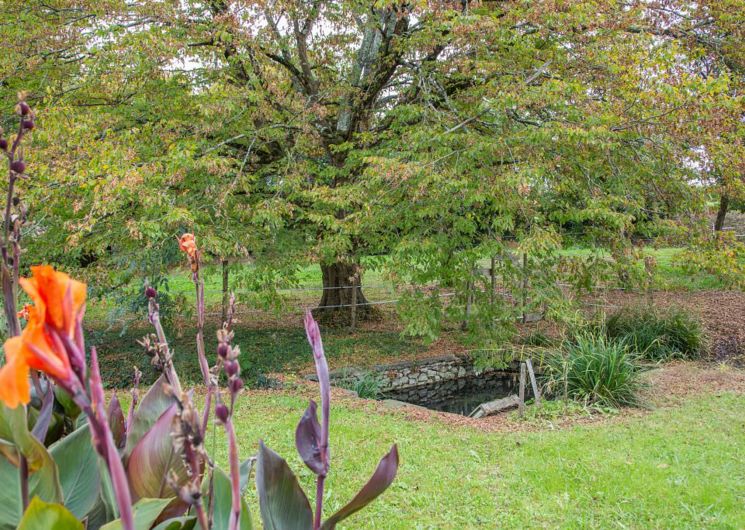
top-left (224, 418), bottom-right (242, 530)
top-left (19, 456), bottom-right (28, 510)
top-left (85, 347), bottom-right (135, 530)
top-left (304, 311), bottom-right (331, 529)
top-left (183, 441), bottom-right (210, 530)
top-left (147, 297), bottom-right (182, 395)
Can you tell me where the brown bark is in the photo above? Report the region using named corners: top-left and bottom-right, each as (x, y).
top-left (714, 193), bottom-right (729, 231)
top-left (315, 261), bottom-right (375, 325)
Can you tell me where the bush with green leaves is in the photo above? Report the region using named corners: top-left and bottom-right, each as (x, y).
top-left (542, 333), bottom-right (645, 408)
top-left (605, 305), bottom-right (704, 361)
top-left (338, 371), bottom-right (384, 399)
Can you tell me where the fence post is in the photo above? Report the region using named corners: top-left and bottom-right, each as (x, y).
top-left (462, 276), bottom-right (473, 331)
top-left (490, 254), bottom-right (497, 306)
top-left (521, 252), bottom-right (528, 324)
top-left (349, 267), bottom-right (359, 330)
top-left (518, 361), bottom-right (527, 417)
top-left (221, 259), bottom-right (229, 323)
top-left (526, 358), bottom-right (541, 408)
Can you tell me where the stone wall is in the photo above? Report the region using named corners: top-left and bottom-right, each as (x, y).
top-left (322, 354), bottom-right (523, 392)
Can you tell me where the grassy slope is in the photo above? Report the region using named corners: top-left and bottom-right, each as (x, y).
top-left (216, 392), bottom-right (745, 529)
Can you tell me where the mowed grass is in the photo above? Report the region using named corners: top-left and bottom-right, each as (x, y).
top-left (201, 391), bottom-right (745, 529)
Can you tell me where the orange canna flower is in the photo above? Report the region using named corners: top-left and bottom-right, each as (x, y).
top-left (0, 266), bottom-right (86, 408)
top-left (178, 233), bottom-right (198, 260)
top-left (16, 304), bottom-right (31, 321)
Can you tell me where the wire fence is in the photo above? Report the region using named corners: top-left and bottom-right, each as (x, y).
top-left (86, 272), bottom-right (648, 334)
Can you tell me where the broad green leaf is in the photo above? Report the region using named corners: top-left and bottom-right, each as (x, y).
top-left (101, 497), bottom-right (174, 530)
top-left (53, 387), bottom-right (81, 421)
top-left (16, 497), bottom-right (83, 530)
top-left (201, 467), bottom-right (252, 530)
top-left (49, 424), bottom-right (101, 519)
top-left (0, 406), bottom-right (63, 528)
top-left (255, 441), bottom-right (312, 530)
top-left (152, 516), bottom-right (196, 530)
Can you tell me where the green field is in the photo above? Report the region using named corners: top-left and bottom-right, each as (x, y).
top-left (198, 387), bottom-right (745, 529)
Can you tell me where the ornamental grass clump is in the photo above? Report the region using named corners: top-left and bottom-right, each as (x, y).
top-left (605, 305), bottom-right (704, 361)
top-left (0, 99), bottom-right (398, 529)
top-left (543, 333), bottom-right (645, 408)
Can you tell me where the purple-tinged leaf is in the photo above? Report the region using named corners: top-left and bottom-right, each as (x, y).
top-left (31, 382), bottom-right (54, 443)
top-left (295, 400), bottom-right (325, 475)
top-left (255, 440), bottom-right (312, 530)
top-left (108, 394), bottom-right (126, 450)
top-left (124, 375), bottom-right (175, 457)
top-left (127, 404), bottom-right (188, 512)
top-left (320, 444), bottom-right (399, 530)
top-left (303, 311), bottom-right (330, 464)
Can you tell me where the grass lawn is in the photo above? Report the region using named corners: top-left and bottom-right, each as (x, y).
top-left (207, 388), bottom-right (745, 529)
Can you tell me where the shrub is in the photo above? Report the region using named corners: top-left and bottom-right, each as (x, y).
top-left (343, 371), bottom-right (384, 399)
top-left (542, 333), bottom-right (644, 408)
top-left (605, 305), bottom-right (704, 361)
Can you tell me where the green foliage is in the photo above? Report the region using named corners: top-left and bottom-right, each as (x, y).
top-left (514, 399), bottom-right (619, 423)
top-left (0, 405), bottom-right (63, 528)
top-left (101, 498), bottom-right (174, 530)
top-left (677, 235), bottom-right (745, 290)
top-left (207, 468), bottom-right (253, 530)
top-left (605, 306), bottom-right (704, 361)
top-left (16, 497), bottom-right (83, 530)
top-left (49, 425), bottom-right (100, 519)
top-left (542, 334), bottom-right (645, 408)
top-left (339, 372), bottom-right (383, 400)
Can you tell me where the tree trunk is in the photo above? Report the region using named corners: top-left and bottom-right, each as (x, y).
top-left (315, 261), bottom-right (375, 325)
top-left (714, 193), bottom-right (729, 231)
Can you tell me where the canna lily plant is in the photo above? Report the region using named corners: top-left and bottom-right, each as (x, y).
top-left (0, 98), bottom-right (398, 529)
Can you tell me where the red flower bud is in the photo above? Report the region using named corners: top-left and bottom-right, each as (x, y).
top-left (22, 120), bottom-right (34, 130)
top-left (215, 403), bottom-right (229, 423)
top-left (19, 102), bottom-right (30, 116)
top-left (10, 161), bottom-right (25, 174)
top-left (145, 286), bottom-right (157, 298)
top-left (224, 360), bottom-right (239, 377)
top-left (0, 139), bottom-right (7, 150)
top-left (229, 378), bottom-right (244, 394)
top-left (217, 343), bottom-right (230, 358)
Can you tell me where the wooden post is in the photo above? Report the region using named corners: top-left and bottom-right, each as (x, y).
top-left (221, 259), bottom-right (229, 323)
top-left (462, 277), bottom-right (473, 331)
top-left (490, 254), bottom-right (497, 306)
top-left (518, 362), bottom-right (526, 417)
top-left (521, 252), bottom-right (528, 324)
top-left (349, 267), bottom-right (359, 330)
top-left (526, 358), bottom-right (541, 407)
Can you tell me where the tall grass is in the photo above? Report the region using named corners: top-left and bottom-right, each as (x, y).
top-left (605, 305), bottom-right (704, 361)
top-left (543, 333), bottom-right (644, 408)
